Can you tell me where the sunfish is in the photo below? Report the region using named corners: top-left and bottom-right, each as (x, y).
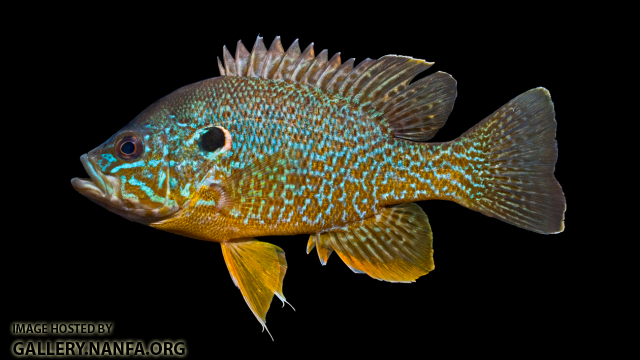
top-left (71, 35), bottom-right (566, 338)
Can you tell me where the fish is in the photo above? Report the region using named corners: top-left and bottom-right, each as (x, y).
top-left (71, 35), bottom-right (566, 338)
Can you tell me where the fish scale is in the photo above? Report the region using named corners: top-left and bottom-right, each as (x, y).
top-left (72, 36), bottom-right (565, 336)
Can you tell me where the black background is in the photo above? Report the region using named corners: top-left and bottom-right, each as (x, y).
top-left (7, 7), bottom-right (584, 358)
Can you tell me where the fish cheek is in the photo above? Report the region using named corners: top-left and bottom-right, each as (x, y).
top-left (116, 166), bottom-right (167, 208)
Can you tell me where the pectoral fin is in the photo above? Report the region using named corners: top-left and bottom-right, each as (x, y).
top-left (309, 203), bottom-right (434, 282)
top-left (220, 239), bottom-right (291, 338)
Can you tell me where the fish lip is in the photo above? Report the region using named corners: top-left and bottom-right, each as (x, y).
top-left (72, 154), bottom-right (108, 197)
top-left (71, 153), bottom-right (180, 224)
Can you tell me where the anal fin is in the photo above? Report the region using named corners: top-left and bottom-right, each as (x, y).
top-left (312, 203), bottom-right (434, 282)
top-left (221, 239), bottom-right (291, 338)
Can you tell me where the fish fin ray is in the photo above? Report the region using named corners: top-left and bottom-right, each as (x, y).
top-left (274, 39), bottom-right (301, 81)
top-left (262, 36), bottom-right (285, 79)
top-left (324, 58), bottom-right (355, 93)
top-left (306, 234), bottom-right (316, 254)
top-left (221, 239), bottom-right (288, 334)
top-left (274, 244), bottom-right (289, 307)
top-left (301, 49), bottom-right (328, 87)
top-left (290, 42), bottom-right (315, 83)
top-left (247, 36), bottom-right (268, 78)
top-left (315, 232), bottom-right (334, 265)
top-left (222, 45), bottom-right (236, 76)
top-left (318, 203), bottom-right (434, 282)
top-left (235, 40), bottom-right (251, 77)
top-left (356, 56), bottom-right (432, 109)
top-left (217, 57), bottom-right (225, 76)
top-left (336, 58), bottom-right (376, 96)
top-left (316, 52), bottom-right (342, 89)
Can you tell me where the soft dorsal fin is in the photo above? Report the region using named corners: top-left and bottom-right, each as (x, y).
top-left (219, 36), bottom-right (458, 141)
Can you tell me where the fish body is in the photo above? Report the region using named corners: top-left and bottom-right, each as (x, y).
top-left (151, 75), bottom-right (459, 240)
top-left (71, 36), bottom-right (565, 336)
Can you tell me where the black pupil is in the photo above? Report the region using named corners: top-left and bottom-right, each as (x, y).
top-left (200, 127), bottom-right (225, 152)
top-left (121, 141), bottom-right (135, 155)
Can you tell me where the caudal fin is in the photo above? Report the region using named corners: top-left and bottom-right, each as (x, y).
top-left (456, 88), bottom-right (565, 234)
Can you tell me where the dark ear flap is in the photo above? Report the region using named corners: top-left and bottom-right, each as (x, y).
top-left (199, 127), bottom-right (226, 152)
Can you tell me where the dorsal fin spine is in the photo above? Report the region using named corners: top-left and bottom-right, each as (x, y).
top-left (337, 58), bottom-right (375, 98)
top-left (301, 49), bottom-right (328, 86)
top-left (324, 58), bottom-right (355, 93)
top-left (222, 45), bottom-right (236, 76)
top-left (316, 52), bottom-right (341, 89)
top-left (274, 39), bottom-right (301, 81)
top-left (247, 36), bottom-right (268, 78)
top-left (262, 36), bottom-right (285, 79)
top-left (290, 42), bottom-right (315, 82)
top-left (217, 57), bottom-right (226, 76)
top-left (235, 40), bottom-right (250, 77)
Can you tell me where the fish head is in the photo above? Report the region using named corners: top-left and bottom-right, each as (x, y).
top-left (71, 95), bottom-right (232, 225)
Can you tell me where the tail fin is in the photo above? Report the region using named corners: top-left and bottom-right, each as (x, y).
top-left (457, 88), bottom-right (565, 234)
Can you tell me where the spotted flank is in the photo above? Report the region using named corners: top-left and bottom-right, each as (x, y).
top-left (71, 35), bottom-right (566, 337)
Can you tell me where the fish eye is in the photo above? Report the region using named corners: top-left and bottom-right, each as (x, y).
top-left (199, 127), bottom-right (226, 152)
top-left (115, 135), bottom-right (144, 160)
top-left (121, 141), bottom-right (135, 154)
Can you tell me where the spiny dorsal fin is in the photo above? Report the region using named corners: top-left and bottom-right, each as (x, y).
top-left (220, 36), bottom-right (457, 141)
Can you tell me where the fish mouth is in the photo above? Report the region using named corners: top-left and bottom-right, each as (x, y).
top-left (71, 153), bottom-right (180, 224)
top-left (71, 154), bottom-right (109, 197)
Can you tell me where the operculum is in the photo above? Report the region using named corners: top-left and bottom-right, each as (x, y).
top-left (149, 151), bottom-right (233, 239)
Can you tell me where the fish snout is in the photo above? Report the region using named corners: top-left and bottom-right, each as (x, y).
top-left (71, 154), bottom-right (109, 197)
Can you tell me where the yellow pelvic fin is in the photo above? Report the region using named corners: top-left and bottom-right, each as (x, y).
top-left (221, 239), bottom-right (291, 338)
top-left (310, 203), bottom-right (434, 282)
